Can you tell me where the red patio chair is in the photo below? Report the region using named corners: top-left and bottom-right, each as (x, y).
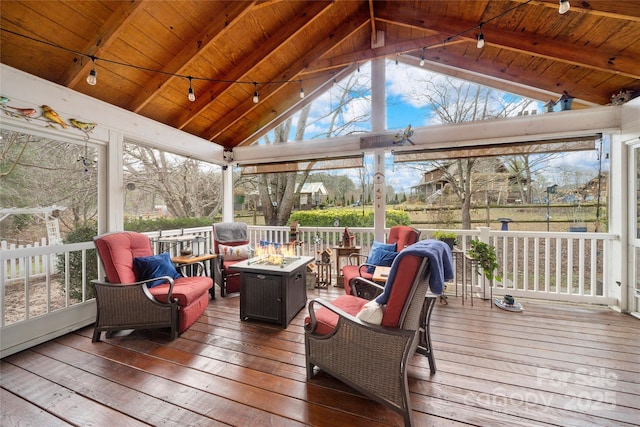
top-left (91, 231), bottom-right (212, 342)
top-left (305, 241), bottom-right (448, 426)
top-left (212, 222), bottom-right (251, 296)
top-left (342, 225), bottom-right (420, 296)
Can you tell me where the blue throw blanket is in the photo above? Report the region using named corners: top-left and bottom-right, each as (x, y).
top-left (375, 239), bottom-right (454, 305)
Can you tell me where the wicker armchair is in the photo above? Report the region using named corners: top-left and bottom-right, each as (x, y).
top-left (305, 251), bottom-right (438, 427)
top-left (212, 222), bottom-right (251, 296)
top-left (342, 225), bottom-right (420, 296)
top-left (91, 232), bottom-right (212, 342)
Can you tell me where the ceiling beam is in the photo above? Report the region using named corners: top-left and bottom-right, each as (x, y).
top-left (397, 55), bottom-right (593, 108)
top-left (237, 65), bottom-right (358, 146)
top-left (171, 0), bottom-right (335, 131)
top-left (374, 7), bottom-right (639, 80)
top-left (62, 0), bottom-right (149, 88)
top-left (407, 47), bottom-right (612, 105)
top-left (233, 105), bottom-right (620, 164)
top-left (368, 0), bottom-right (377, 45)
top-left (205, 7), bottom-right (371, 144)
top-left (512, 0), bottom-right (640, 22)
top-left (302, 35), bottom-right (464, 74)
top-left (128, 1), bottom-right (255, 113)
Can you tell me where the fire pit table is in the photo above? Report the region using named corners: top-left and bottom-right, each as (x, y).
top-left (233, 255), bottom-right (314, 328)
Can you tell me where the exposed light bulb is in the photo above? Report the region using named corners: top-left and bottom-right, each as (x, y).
top-left (86, 57), bottom-right (97, 86)
top-left (299, 86), bottom-right (305, 99)
top-left (419, 47), bottom-right (425, 67)
top-left (559, 0), bottom-right (570, 14)
top-left (477, 32), bottom-right (485, 49)
top-left (253, 83), bottom-right (259, 103)
top-left (395, 55), bottom-right (399, 65)
top-left (187, 77), bottom-right (195, 102)
top-left (86, 68), bottom-right (97, 86)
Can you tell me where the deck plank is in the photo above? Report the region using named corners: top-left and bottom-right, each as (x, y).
top-left (0, 388), bottom-right (72, 427)
top-left (1, 288), bottom-right (638, 427)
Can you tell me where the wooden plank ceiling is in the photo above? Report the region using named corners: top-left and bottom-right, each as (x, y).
top-left (1, 0), bottom-right (639, 150)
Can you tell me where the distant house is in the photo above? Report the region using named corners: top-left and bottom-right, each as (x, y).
top-left (410, 166), bottom-right (450, 204)
top-left (237, 182), bottom-right (328, 211)
top-left (411, 159), bottom-right (530, 205)
top-left (580, 171), bottom-right (608, 202)
top-left (296, 182), bottom-right (328, 209)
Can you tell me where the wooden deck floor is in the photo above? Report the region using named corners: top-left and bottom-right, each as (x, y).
top-left (1, 286), bottom-right (639, 426)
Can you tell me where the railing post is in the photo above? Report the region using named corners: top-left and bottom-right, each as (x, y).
top-left (476, 227), bottom-right (491, 299)
top-left (477, 226), bottom-right (491, 244)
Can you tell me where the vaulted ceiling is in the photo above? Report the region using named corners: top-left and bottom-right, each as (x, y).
top-left (1, 1), bottom-right (639, 150)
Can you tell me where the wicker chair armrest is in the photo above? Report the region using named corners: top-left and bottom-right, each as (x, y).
top-left (351, 277), bottom-right (385, 300)
top-left (91, 276), bottom-right (175, 303)
top-left (211, 251), bottom-right (224, 284)
top-left (350, 276), bottom-right (384, 289)
top-left (348, 253), bottom-right (368, 265)
top-left (305, 297), bottom-right (406, 337)
top-left (176, 261), bottom-right (205, 277)
top-left (357, 263), bottom-right (376, 276)
top-left (305, 299), bottom-right (416, 352)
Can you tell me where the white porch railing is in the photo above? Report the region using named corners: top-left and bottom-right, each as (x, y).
top-left (0, 226), bottom-right (619, 319)
top-left (247, 225), bottom-right (618, 305)
top-left (446, 228), bottom-right (618, 305)
top-left (0, 225), bottom-right (619, 357)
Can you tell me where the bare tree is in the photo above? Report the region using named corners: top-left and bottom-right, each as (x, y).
top-left (255, 71), bottom-right (370, 225)
top-left (410, 75), bottom-right (534, 228)
top-left (123, 144), bottom-right (221, 218)
top-left (502, 153), bottom-right (563, 204)
top-left (258, 105), bottom-right (313, 226)
top-left (0, 129), bottom-right (98, 231)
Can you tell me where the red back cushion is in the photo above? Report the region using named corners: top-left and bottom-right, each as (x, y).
top-left (388, 226), bottom-right (419, 250)
top-left (380, 254), bottom-right (422, 328)
top-left (94, 232), bottom-right (153, 284)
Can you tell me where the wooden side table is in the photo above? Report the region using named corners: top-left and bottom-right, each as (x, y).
top-left (372, 266), bottom-right (391, 284)
top-left (171, 253), bottom-right (217, 299)
top-left (334, 246), bottom-right (360, 288)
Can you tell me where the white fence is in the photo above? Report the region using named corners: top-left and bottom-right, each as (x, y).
top-left (1, 238), bottom-right (53, 279)
top-left (1, 239), bottom-right (97, 323)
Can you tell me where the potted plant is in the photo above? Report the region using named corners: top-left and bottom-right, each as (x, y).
top-left (432, 230), bottom-right (458, 250)
top-left (467, 239), bottom-right (502, 283)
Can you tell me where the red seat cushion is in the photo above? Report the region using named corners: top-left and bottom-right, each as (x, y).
top-left (305, 294), bottom-right (368, 335)
top-left (148, 276), bottom-right (212, 305)
top-left (342, 265), bottom-right (373, 294)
